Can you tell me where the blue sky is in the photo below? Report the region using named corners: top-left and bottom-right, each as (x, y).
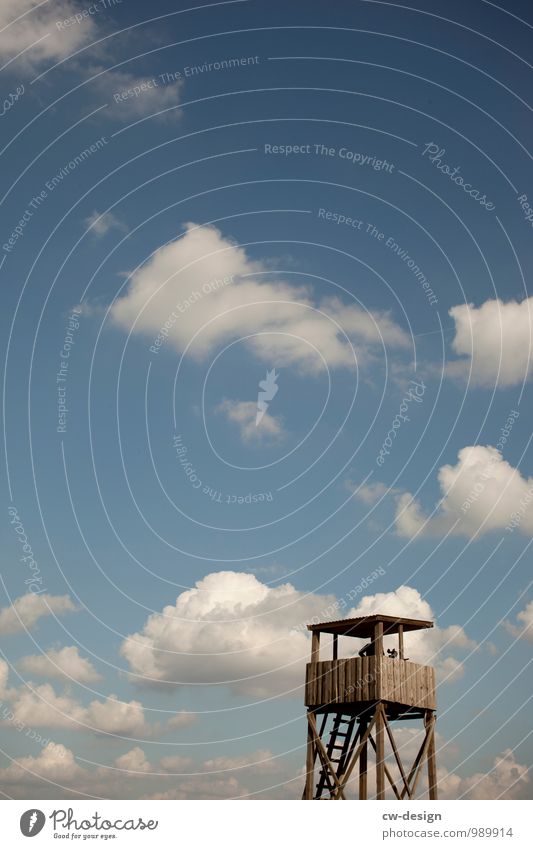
top-left (0, 0), bottom-right (532, 799)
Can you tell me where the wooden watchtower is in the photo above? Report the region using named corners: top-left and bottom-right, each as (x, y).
top-left (303, 614), bottom-right (437, 800)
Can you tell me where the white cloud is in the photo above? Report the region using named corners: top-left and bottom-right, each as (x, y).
top-left (91, 66), bottom-right (183, 120)
top-left (0, 1), bottom-right (97, 71)
top-left (395, 445), bottom-right (533, 538)
top-left (448, 297), bottom-right (533, 387)
top-left (85, 694), bottom-right (149, 736)
top-left (348, 585), bottom-right (476, 680)
top-left (120, 571), bottom-right (472, 695)
top-left (109, 223), bottom-right (410, 373)
top-left (166, 711), bottom-right (197, 730)
top-left (348, 479), bottom-right (396, 505)
top-left (158, 754), bottom-right (193, 772)
top-left (439, 749), bottom-right (530, 800)
top-left (114, 747), bottom-right (152, 774)
top-left (148, 775), bottom-right (248, 800)
top-left (85, 210), bottom-right (127, 238)
top-left (0, 741), bottom-right (82, 786)
top-left (1, 662), bottom-right (151, 736)
top-left (503, 600), bottom-right (533, 642)
top-left (216, 399), bottom-right (285, 444)
top-left (120, 570), bottom-right (337, 697)
top-left (0, 593), bottom-right (77, 635)
top-left (0, 658), bottom-right (10, 698)
top-left (18, 646), bottom-right (101, 684)
top-left (203, 749), bottom-right (282, 775)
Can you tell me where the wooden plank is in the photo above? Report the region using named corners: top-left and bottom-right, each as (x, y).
top-left (349, 659), bottom-right (355, 702)
top-left (311, 631), bottom-right (320, 663)
top-left (374, 622), bottom-right (383, 702)
top-left (426, 712), bottom-right (438, 799)
top-left (375, 703), bottom-right (385, 799)
top-left (308, 712), bottom-right (346, 800)
top-left (361, 656), bottom-right (367, 700)
top-left (359, 716), bottom-right (368, 800)
top-left (304, 712), bottom-right (315, 799)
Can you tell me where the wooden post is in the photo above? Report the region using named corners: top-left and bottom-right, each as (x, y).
top-left (311, 631), bottom-right (320, 663)
top-left (332, 634), bottom-right (338, 660)
top-left (359, 716), bottom-right (368, 800)
top-left (304, 712), bottom-right (315, 799)
top-left (426, 711), bottom-right (438, 800)
top-left (374, 621), bottom-right (384, 658)
top-left (398, 624), bottom-right (404, 660)
top-left (375, 703), bottom-right (385, 800)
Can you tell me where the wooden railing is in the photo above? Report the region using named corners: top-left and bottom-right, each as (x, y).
top-left (305, 656), bottom-right (436, 709)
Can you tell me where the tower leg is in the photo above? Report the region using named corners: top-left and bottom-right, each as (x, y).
top-left (304, 711), bottom-right (315, 799)
top-left (359, 716), bottom-right (368, 800)
top-left (375, 703), bottom-right (385, 800)
top-left (426, 711), bottom-right (438, 800)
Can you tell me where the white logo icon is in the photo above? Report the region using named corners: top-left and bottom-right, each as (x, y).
top-left (256, 369), bottom-right (279, 426)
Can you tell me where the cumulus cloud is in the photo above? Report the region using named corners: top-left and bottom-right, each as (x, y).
top-left (0, 742), bottom-right (82, 787)
top-left (503, 600), bottom-right (533, 642)
top-left (0, 658), bottom-right (11, 698)
top-left (7, 683), bottom-right (150, 736)
top-left (85, 210), bottom-right (127, 238)
top-left (395, 445), bottom-right (533, 538)
top-left (347, 585), bottom-right (475, 680)
top-left (120, 571), bottom-right (472, 695)
top-left (158, 754), bottom-right (194, 773)
top-left (0, 593), bottom-right (77, 635)
top-left (448, 297), bottom-right (533, 387)
top-left (114, 747), bottom-right (152, 774)
top-left (0, 1), bottom-right (97, 71)
top-left (347, 479), bottom-right (397, 505)
top-left (109, 223), bottom-right (410, 373)
top-left (18, 646), bottom-right (101, 684)
top-left (1, 663), bottom-right (151, 737)
top-left (439, 749), bottom-right (530, 800)
top-left (120, 570), bottom-right (333, 698)
top-left (216, 399), bottom-right (285, 444)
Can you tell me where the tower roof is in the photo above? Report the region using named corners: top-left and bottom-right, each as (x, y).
top-left (307, 614), bottom-right (433, 638)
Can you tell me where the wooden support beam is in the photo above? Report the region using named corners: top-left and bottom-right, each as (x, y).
top-left (369, 733), bottom-right (400, 799)
top-left (311, 631), bottom-right (320, 663)
top-left (398, 624), bottom-right (404, 660)
top-left (426, 711), bottom-right (438, 800)
top-left (383, 712), bottom-right (412, 799)
top-left (304, 711), bottom-right (315, 799)
top-left (374, 621), bottom-right (384, 658)
top-left (400, 722), bottom-right (433, 799)
top-left (375, 702), bottom-right (385, 799)
top-left (359, 717), bottom-right (368, 800)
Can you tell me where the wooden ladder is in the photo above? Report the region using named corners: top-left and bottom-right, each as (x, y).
top-left (314, 713), bottom-right (358, 799)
